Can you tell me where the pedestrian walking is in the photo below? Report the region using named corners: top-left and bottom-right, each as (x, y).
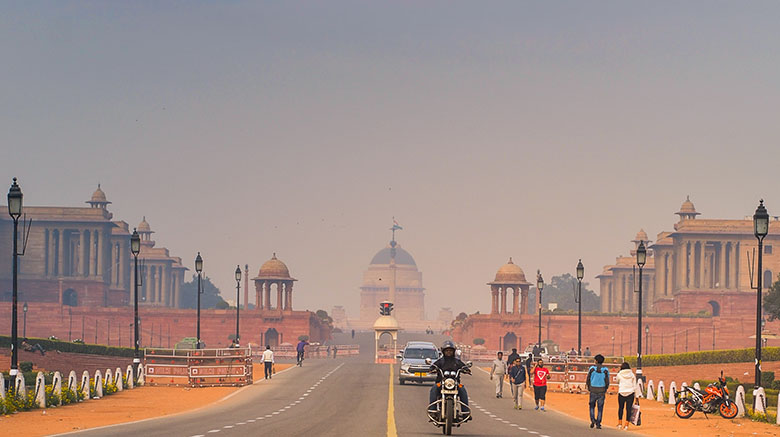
top-left (351, 329), bottom-right (355, 339)
top-left (490, 351), bottom-right (508, 398)
top-left (506, 348), bottom-right (520, 398)
top-left (508, 357), bottom-right (529, 409)
top-left (333, 345), bottom-right (338, 358)
top-left (262, 345), bottom-right (274, 380)
top-left (583, 347), bottom-right (592, 357)
top-left (532, 358), bottom-right (550, 411)
top-left (616, 362), bottom-right (642, 430)
top-left (586, 354), bottom-right (610, 429)
top-left (327, 345), bottom-right (331, 358)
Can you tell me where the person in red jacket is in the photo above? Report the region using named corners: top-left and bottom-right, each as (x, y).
top-left (532, 358), bottom-right (551, 411)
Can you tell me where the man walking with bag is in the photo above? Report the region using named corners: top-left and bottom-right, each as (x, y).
top-left (508, 357), bottom-right (529, 409)
top-left (490, 351), bottom-right (507, 398)
top-left (586, 354), bottom-right (609, 429)
top-left (262, 345), bottom-right (274, 379)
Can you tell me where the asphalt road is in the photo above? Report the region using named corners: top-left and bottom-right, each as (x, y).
top-left (59, 334), bottom-right (627, 437)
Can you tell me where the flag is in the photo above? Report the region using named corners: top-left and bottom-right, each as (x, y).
top-left (392, 218), bottom-right (403, 231)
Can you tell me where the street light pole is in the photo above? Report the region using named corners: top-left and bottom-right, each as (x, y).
top-left (235, 265), bottom-right (242, 345)
top-left (23, 302), bottom-right (28, 338)
top-left (753, 200), bottom-right (769, 389)
top-left (636, 240), bottom-right (647, 382)
top-left (130, 228), bottom-right (141, 377)
top-left (576, 259), bottom-right (584, 356)
top-left (7, 178), bottom-right (23, 377)
top-left (536, 270), bottom-right (544, 346)
top-left (195, 253), bottom-right (203, 349)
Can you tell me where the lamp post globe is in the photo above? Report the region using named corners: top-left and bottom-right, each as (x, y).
top-left (235, 265), bottom-right (242, 345)
top-left (195, 252), bottom-right (203, 349)
top-left (636, 240), bottom-right (647, 382)
top-left (7, 177), bottom-right (23, 376)
top-left (576, 259), bottom-right (584, 356)
top-left (753, 200), bottom-right (769, 391)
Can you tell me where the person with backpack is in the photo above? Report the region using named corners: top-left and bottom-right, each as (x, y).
top-left (616, 362), bottom-right (642, 430)
top-left (586, 354), bottom-right (609, 429)
top-left (508, 357), bottom-right (529, 409)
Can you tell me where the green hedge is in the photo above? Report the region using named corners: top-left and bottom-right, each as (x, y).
top-left (0, 336), bottom-right (135, 358)
top-left (624, 347), bottom-right (780, 367)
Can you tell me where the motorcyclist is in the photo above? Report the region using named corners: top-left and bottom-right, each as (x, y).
top-left (428, 340), bottom-right (471, 415)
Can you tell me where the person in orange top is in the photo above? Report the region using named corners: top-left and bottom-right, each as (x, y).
top-left (532, 358), bottom-right (551, 411)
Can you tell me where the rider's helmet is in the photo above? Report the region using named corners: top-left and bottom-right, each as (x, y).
top-left (441, 340), bottom-right (456, 353)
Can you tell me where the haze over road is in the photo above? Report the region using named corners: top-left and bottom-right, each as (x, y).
top-left (62, 333), bottom-right (621, 437)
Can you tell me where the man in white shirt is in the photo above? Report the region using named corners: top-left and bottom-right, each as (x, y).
top-left (490, 351), bottom-right (508, 398)
top-left (262, 345), bottom-right (275, 379)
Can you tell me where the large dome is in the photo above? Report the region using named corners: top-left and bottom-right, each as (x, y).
top-left (257, 253), bottom-right (291, 279)
top-left (370, 245), bottom-right (416, 266)
top-left (493, 258), bottom-right (528, 283)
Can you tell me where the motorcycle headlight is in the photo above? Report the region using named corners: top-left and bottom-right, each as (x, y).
top-left (444, 378), bottom-right (456, 390)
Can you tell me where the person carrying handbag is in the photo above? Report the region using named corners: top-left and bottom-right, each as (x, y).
top-left (616, 362), bottom-right (643, 430)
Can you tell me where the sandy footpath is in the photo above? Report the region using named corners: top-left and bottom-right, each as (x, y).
top-left (0, 363), bottom-right (293, 437)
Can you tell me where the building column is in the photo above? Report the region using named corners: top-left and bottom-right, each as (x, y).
top-left (146, 263), bottom-right (153, 303)
top-left (79, 230), bottom-right (87, 276)
top-left (96, 230), bottom-right (103, 278)
top-left (287, 282), bottom-right (293, 311)
top-left (699, 241), bottom-right (706, 289)
top-left (678, 242), bottom-right (686, 289)
top-left (119, 242), bottom-right (125, 288)
top-left (265, 282), bottom-right (271, 309)
top-left (499, 287), bottom-right (507, 314)
top-left (719, 242), bottom-right (727, 288)
top-left (161, 265), bottom-right (169, 307)
top-left (490, 285), bottom-right (498, 314)
top-left (276, 282), bottom-right (283, 311)
top-left (44, 229), bottom-right (51, 276)
top-left (512, 288), bottom-right (519, 314)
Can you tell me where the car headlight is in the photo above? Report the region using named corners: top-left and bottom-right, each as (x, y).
top-left (444, 378), bottom-right (456, 390)
top-left (400, 364), bottom-right (410, 373)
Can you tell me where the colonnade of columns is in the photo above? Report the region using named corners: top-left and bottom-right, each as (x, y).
top-left (490, 285), bottom-right (527, 315)
top-left (43, 228), bottom-right (106, 279)
top-left (254, 280), bottom-right (294, 311)
top-left (675, 240), bottom-right (740, 291)
top-left (129, 262), bottom-right (181, 307)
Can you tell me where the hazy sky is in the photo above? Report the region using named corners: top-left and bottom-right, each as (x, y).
top-left (2, 2), bottom-right (780, 318)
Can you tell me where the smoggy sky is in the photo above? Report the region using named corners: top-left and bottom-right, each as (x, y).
top-left (2, 2), bottom-right (780, 319)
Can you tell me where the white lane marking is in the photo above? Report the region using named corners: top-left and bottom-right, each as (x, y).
top-left (247, 419), bottom-right (255, 422)
top-left (236, 422), bottom-right (246, 425)
top-left (207, 431), bottom-right (220, 434)
top-left (303, 393), bottom-right (309, 396)
top-left (191, 435), bottom-right (205, 437)
top-left (528, 432), bottom-right (538, 435)
top-left (272, 411), bottom-right (280, 415)
top-left (223, 425), bottom-right (234, 429)
top-left (299, 397), bottom-right (305, 400)
top-left (518, 427), bottom-right (527, 430)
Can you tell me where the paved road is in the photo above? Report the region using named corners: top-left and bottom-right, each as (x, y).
top-left (60, 334), bottom-right (627, 437)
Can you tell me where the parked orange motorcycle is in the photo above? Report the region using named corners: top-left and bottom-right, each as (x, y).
top-left (675, 371), bottom-right (738, 419)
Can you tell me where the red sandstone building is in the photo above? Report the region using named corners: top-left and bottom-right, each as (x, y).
top-left (452, 197), bottom-right (780, 354)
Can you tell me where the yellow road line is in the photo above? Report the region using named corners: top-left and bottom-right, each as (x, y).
top-left (387, 363), bottom-right (397, 437)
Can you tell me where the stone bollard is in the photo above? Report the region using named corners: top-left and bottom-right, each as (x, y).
top-left (735, 385), bottom-right (746, 417)
top-left (636, 378), bottom-right (645, 398)
top-left (0, 373), bottom-right (5, 403)
top-left (693, 382), bottom-right (701, 391)
top-left (777, 391), bottom-right (780, 425)
top-left (80, 371), bottom-right (90, 401)
top-left (126, 365), bottom-right (134, 389)
top-left (137, 363), bottom-right (145, 386)
top-left (115, 368), bottom-right (123, 392)
top-left (94, 370), bottom-right (103, 399)
top-left (656, 381), bottom-right (665, 403)
top-left (105, 368), bottom-right (113, 389)
top-left (68, 370), bottom-right (78, 396)
top-left (753, 387), bottom-right (767, 415)
top-left (35, 372), bottom-right (46, 408)
top-left (15, 372), bottom-right (27, 400)
top-left (52, 372), bottom-right (62, 406)
top-left (646, 380), bottom-right (655, 400)
top-left (668, 382), bottom-right (677, 405)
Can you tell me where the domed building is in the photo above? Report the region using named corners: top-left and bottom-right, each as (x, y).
top-left (357, 243), bottom-right (425, 329)
top-left (488, 258), bottom-right (531, 315)
top-left (253, 253), bottom-right (297, 311)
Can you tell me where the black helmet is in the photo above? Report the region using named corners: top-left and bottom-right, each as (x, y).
top-left (441, 340), bottom-right (456, 352)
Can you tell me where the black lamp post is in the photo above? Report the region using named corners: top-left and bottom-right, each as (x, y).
top-left (23, 302), bottom-right (28, 338)
top-left (235, 265), bottom-right (241, 345)
top-left (195, 252), bottom-right (203, 349)
top-left (536, 270), bottom-right (544, 345)
top-left (130, 228), bottom-right (141, 376)
top-left (7, 177), bottom-right (22, 377)
top-left (636, 240), bottom-right (647, 382)
top-left (754, 200), bottom-right (769, 389)
top-left (576, 259), bottom-right (584, 356)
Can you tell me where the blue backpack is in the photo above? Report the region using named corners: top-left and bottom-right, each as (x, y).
top-left (588, 365), bottom-right (608, 387)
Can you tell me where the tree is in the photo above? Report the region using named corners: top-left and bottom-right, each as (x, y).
top-left (526, 273), bottom-right (600, 313)
top-left (764, 274), bottom-right (780, 321)
top-left (178, 274), bottom-right (228, 309)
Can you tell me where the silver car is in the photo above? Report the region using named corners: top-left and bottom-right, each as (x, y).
top-left (397, 341), bottom-right (441, 385)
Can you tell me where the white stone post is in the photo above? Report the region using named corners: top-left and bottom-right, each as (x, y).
top-left (115, 368), bottom-right (123, 391)
top-left (137, 363), bottom-right (145, 386)
top-left (646, 380), bottom-right (655, 400)
top-left (735, 385), bottom-right (746, 417)
top-left (126, 365), bottom-right (134, 389)
top-left (656, 380), bottom-right (665, 403)
top-left (668, 382), bottom-right (677, 405)
top-left (52, 371), bottom-right (62, 406)
top-left (105, 368), bottom-right (113, 388)
top-left (693, 382), bottom-right (700, 391)
top-left (80, 371), bottom-right (90, 401)
top-left (753, 387), bottom-right (767, 415)
top-left (67, 371), bottom-right (78, 395)
top-left (35, 372), bottom-right (46, 408)
top-left (94, 371), bottom-right (103, 398)
top-left (15, 373), bottom-right (27, 400)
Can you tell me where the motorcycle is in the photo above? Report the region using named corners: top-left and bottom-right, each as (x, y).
top-left (675, 371), bottom-right (738, 420)
top-left (425, 358), bottom-right (473, 435)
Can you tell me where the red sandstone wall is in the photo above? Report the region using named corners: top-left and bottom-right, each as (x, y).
top-left (452, 313), bottom-right (780, 356)
top-left (0, 303), bottom-right (329, 349)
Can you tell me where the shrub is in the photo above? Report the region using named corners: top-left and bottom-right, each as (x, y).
top-left (473, 338), bottom-right (485, 345)
top-left (19, 361), bottom-right (34, 372)
top-left (45, 385), bottom-right (61, 407)
top-left (0, 335), bottom-right (135, 357)
top-left (624, 347), bottom-right (780, 367)
top-left (61, 385), bottom-right (80, 405)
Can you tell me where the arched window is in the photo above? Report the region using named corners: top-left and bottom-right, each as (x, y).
top-left (63, 289), bottom-right (78, 306)
top-left (764, 270), bottom-right (775, 289)
top-left (707, 300), bottom-right (721, 317)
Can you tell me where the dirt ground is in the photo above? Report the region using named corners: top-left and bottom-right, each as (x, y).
top-left (0, 363), bottom-right (293, 437)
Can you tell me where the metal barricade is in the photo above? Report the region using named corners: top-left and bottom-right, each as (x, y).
top-left (547, 362), bottom-right (568, 391)
top-left (144, 348), bottom-right (190, 386)
top-left (145, 347), bottom-right (253, 387)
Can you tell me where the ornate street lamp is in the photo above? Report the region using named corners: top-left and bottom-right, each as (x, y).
top-left (23, 302), bottom-right (28, 338)
top-left (636, 240), bottom-right (647, 382)
top-left (536, 270), bottom-right (544, 346)
top-left (7, 178), bottom-right (22, 376)
top-left (195, 252), bottom-right (203, 349)
top-left (754, 200), bottom-right (769, 389)
top-left (130, 228), bottom-right (141, 376)
top-left (235, 265), bottom-right (242, 345)
top-left (576, 259), bottom-right (584, 356)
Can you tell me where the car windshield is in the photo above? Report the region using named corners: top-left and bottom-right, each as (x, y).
top-left (404, 348), bottom-right (438, 359)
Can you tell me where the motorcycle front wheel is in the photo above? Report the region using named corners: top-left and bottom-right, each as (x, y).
top-left (719, 400), bottom-right (738, 419)
top-left (443, 398), bottom-right (453, 435)
top-left (675, 399), bottom-right (695, 419)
